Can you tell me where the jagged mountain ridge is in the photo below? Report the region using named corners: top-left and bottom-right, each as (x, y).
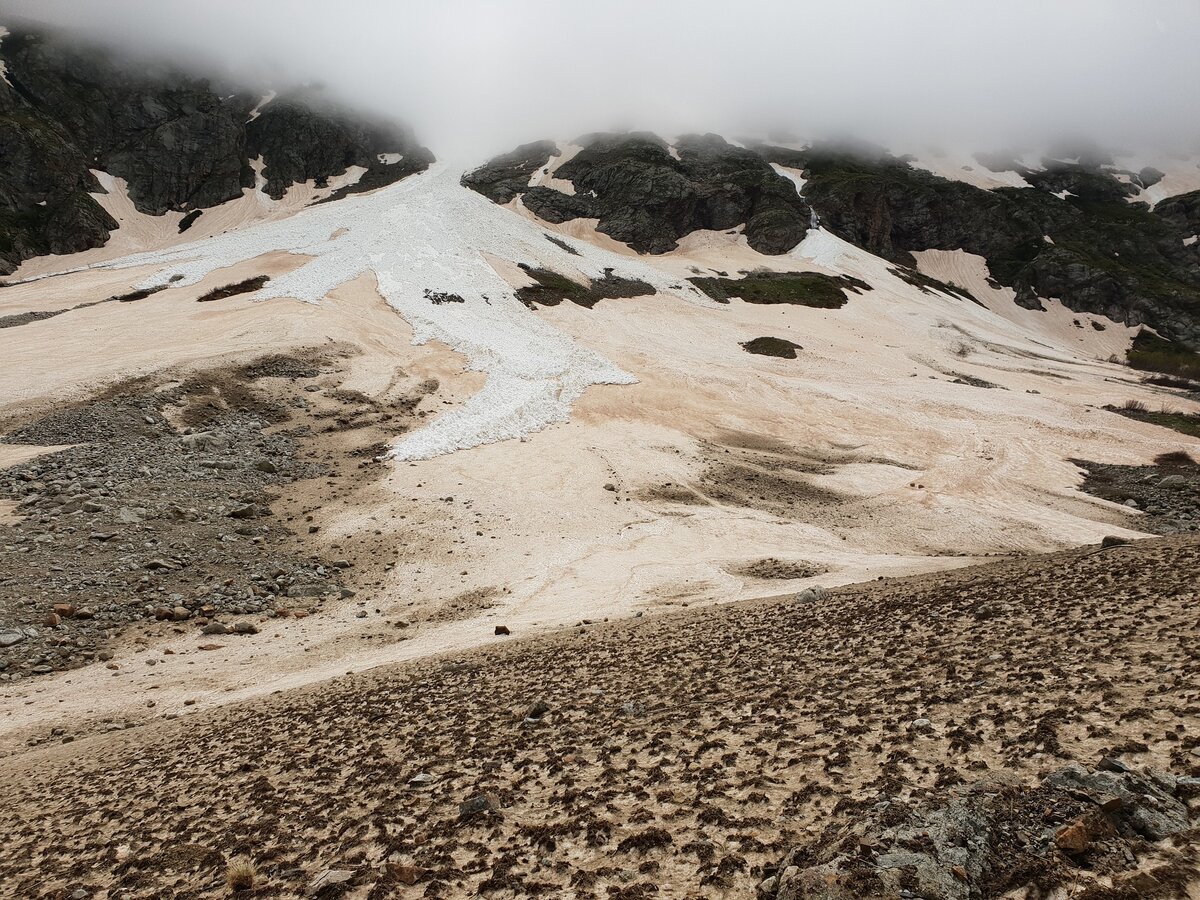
top-left (468, 134), bottom-right (1200, 348)
top-left (781, 142), bottom-right (1200, 348)
top-left (2, 22), bottom-right (1198, 356)
top-left (0, 25), bottom-right (433, 274)
top-left (463, 132), bottom-right (812, 255)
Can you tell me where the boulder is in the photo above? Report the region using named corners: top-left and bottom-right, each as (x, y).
top-left (768, 763), bottom-right (1195, 900)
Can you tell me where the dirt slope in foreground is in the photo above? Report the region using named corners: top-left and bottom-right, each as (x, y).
top-left (0, 536), bottom-right (1197, 899)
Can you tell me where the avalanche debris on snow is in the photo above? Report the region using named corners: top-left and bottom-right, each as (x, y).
top-left (77, 166), bottom-right (715, 460)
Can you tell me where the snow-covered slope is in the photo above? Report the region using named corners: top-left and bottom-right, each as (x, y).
top-left (9, 151), bottom-right (1190, 465)
top-left (11, 165), bottom-right (720, 459)
top-left (4, 140), bottom-right (1199, 728)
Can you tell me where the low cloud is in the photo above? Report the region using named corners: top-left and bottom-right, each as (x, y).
top-left (6, 0), bottom-right (1200, 161)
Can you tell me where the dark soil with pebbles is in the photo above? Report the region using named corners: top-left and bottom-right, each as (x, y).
top-left (1, 533), bottom-right (1196, 897)
top-left (0, 350), bottom-right (434, 683)
top-left (1073, 451), bottom-right (1200, 535)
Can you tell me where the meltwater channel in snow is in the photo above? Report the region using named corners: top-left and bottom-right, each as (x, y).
top-left (87, 165), bottom-right (717, 461)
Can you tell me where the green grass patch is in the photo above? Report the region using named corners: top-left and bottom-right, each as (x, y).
top-left (689, 271), bottom-right (868, 307)
top-left (1127, 330), bottom-right (1200, 380)
top-left (516, 266), bottom-right (653, 309)
top-left (1116, 409), bottom-right (1200, 438)
top-left (1108, 402), bottom-right (1200, 438)
top-left (741, 336), bottom-right (802, 358)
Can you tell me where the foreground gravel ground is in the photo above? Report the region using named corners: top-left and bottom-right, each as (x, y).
top-left (0, 535), bottom-right (1197, 898)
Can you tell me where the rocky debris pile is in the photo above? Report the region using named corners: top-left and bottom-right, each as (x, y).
top-left (0, 360), bottom-right (358, 680)
top-left (761, 762), bottom-right (1199, 899)
top-left (464, 132), bottom-right (812, 255)
top-left (1, 534), bottom-right (1198, 896)
top-left (753, 141), bottom-right (1200, 348)
top-left (1073, 452), bottom-right (1200, 534)
top-left (0, 27), bottom-right (433, 274)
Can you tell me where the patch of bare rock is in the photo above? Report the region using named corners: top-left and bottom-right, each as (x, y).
top-left (0, 349), bottom-right (435, 682)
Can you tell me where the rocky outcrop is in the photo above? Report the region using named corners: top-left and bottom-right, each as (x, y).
top-left (763, 763), bottom-right (1199, 900)
top-left (1157, 189), bottom-right (1200, 237)
top-left (0, 26), bottom-right (432, 274)
top-left (247, 91), bottom-right (432, 202)
top-left (464, 132), bottom-right (811, 255)
top-left (1, 28), bottom-right (254, 223)
top-left (459, 140), bottom-right (558, 205)
top-left (0, 79), bottom-right (119, 268)
top-left (757, 142), bottom-right (1200, 347)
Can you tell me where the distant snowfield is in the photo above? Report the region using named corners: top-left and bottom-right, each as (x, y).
top-left (905, 153), bottom-right (1034, 191)
top-left (11, 151), bottom-right (1188, 465)
top-left (75, 166), bottom-right (721, 460)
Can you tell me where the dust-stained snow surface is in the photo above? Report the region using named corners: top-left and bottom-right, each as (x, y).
top-left (64, 166), bottom-right (715, 460)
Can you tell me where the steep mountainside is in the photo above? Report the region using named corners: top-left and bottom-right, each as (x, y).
top-left (468, 134), bottom-right (1200, 348)
top-left (463, 132), bottom-right (811, 255)
top-left (0, 26), bottom-right (433, 274)
top-left (756, 142), bottom-right (1200, 348)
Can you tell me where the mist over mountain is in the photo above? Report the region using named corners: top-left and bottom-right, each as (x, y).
top-left (7, 0), bottom-right (1200, 158)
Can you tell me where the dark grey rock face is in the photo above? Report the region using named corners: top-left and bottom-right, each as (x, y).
top-left (247, 92), bottom-right (433, 202)
top-left (758, 142), bottom-right (1200, 348)
top-left (0, 27), bottom-right (433, 274)
top-left (0, 62), bottom-right (119, 269)
top-left (1156, 189), bottom-right (1200, 236)
top-left (459, 140), bottom-right (559, 205)
top-left (463, 132), bottom-right (811, 255)
top-left (2, 29), bottom-right (256, 222)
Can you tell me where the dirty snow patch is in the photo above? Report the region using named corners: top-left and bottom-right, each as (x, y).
top-left (52, 165), bottom-right (712, 461)
top-left (246, 90), bottom-right (277, 122)
top-left (771, 163), bottom-right (806, 196)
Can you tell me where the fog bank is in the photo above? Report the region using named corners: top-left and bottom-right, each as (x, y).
top-left (6, 0), bottom-right (1200, 160)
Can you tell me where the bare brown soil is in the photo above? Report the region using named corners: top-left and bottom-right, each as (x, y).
top-left (0, 534), bottom-right (1196, 898)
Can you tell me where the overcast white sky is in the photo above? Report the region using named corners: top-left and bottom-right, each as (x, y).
top-left (6, 0), bottom-right (1200, 160)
